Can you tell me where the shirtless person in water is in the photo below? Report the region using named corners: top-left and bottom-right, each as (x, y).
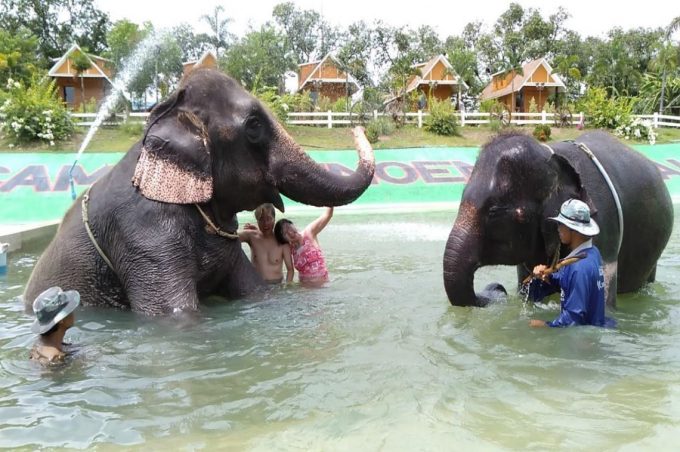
top-left (239, 203), bottom-right (294, 284)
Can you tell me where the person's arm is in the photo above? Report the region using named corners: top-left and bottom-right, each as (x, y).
top-left (283, 245), bottom-right (294, 283)
top-left (546, 270), bottom-right (588, 327)
top-left (238, 228), bottom-right (255, 243)
top-left (527, 264), bottom-right (560, 303)
top-left (306, 207), bottom-right (334, 238)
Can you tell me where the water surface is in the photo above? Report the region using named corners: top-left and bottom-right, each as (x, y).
top-left (1, 210), bottom-right (679, 449)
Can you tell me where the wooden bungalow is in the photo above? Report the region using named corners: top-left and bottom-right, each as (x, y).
top-left (182, 50), bottom-right (218, 78)
top-left (386, 54), bottom-right (468, 110)
top-left (48, 44), bottom-right (115, 110)
top-left (297, 54), bottom-right (360, 104)
top-left (480, 58), bottom-right (566, 113)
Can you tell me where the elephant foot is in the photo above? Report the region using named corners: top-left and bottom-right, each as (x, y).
top-left (476, 282), bottom-right (508, 305)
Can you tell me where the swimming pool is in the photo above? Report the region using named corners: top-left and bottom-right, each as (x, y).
top-left (1, 209), bottom-right (679, 448)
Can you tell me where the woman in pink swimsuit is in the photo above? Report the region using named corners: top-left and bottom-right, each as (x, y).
top-left (274, 207), bottom-right (333, 284)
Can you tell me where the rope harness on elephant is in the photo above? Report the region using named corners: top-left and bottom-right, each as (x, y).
top-left (81, 186), bottom-right (117, 273)
top-left (194, 205), bottom-right (239, 239)
top-left (572, 141), bottom-right (624, 255)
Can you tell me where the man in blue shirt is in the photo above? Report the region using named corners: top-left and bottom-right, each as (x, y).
top-left (528, 199), bottom-right (607, 328)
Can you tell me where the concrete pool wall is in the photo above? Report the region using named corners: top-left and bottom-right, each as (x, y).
top-left (2, 144), bottom-right (680, 252)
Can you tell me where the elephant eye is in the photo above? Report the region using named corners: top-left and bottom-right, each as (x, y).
top-left (245, 116), bottom-right (265, 144)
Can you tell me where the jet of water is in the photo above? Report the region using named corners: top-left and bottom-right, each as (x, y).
top-left (69, 31), bottom-right (167, 200)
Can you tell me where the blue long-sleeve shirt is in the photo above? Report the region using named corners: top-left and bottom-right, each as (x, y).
top-left (528, 242), bottom-right (607, 327)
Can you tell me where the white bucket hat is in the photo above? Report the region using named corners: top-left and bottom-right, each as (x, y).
top-left (549, 199), bottom-right (600, 237)
top-left (31, 287), bottom-right (80, 334)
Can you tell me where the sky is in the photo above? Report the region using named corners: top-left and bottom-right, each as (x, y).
top-left (94, 0), bottom-right (678, 40)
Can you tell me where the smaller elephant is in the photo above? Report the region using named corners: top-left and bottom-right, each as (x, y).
top-left (443, 131), bottom-right (673, 307)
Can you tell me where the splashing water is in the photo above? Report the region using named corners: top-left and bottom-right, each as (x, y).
top-left (69, 31), bottom-right (168, 199)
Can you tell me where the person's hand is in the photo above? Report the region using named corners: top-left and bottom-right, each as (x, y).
top-left (529, 319), bottom-right (548, 328)
top-left (532, 264), bottom-right (549, 281)
top-left (243, 223), bottom-right (258, 231)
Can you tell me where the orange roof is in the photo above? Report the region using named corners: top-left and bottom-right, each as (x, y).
top-left (48, 44), bottom-right (114, 80)
top-left (297, 53), bottom-right (360, 92)
top-left (404, 54), bottom-right (468, 94)
top-left (480, 58), bottom-right (566, 100)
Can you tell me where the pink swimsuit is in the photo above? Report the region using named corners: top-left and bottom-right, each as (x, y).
top-left (291, 235), bottom-right (328, 282)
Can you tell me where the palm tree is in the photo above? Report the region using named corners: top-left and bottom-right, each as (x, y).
top-left (200, 5), bottom-right (233, 57)
top-left (659, 16), bottom-right (680, 113)
top-left (500, 56), bottom-right (524, 113)
top-left (71, 50), bottom-right (92, 112)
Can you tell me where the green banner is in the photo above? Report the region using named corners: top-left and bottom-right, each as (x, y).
top-left (1, 145), bottom-right (679, 224)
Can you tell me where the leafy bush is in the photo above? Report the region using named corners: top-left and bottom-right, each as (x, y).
top-left (121, 120), bottom-right (144, 137)
top-left (533, 124), bottom-right (551, 141)
top-left (365, 124), bottom-right (379, 143)
top-left (280, 92), bottom-right (313, 112)
top-left (253, 86), bottom-right (288, 122)
top-left (577, 87), bottom-right (634, 129)
top-left (614, 117), bottom-right (656, 145)
top-left (0, 77), bottom-right (73, 144)
top-left (528, 97), bottom-right (538, 113)
top-left (424, 98), bottom-right (458, 136)
top-left (330, 97), bottom-right (350, 112)
top-left (479, 98), bottom-right (498, 113)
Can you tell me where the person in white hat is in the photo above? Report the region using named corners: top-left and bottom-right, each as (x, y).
top-left (29, 286), bottom-right (80, 365)
top-left (528, 199), bottom-right (609, 327)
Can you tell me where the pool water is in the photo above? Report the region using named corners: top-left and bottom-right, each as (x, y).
top-left (1, 209), bottom-right (679, 449)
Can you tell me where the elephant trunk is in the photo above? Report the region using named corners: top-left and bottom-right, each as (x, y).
top-left (443, 201), bottom-right (485, 307)
top-left (271, 126), bottom-right (375, 207)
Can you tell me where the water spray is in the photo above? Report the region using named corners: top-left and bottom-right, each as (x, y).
top-left (68, 31), bottom-right (166, 200)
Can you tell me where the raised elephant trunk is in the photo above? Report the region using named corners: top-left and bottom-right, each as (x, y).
top-left (271, 126), bottom-right (375, 207)
top-left (443, 201), bottom-right (485, 306)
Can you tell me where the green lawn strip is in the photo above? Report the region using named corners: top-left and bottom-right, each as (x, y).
top-left (2, 125), bottom-right (679, 153)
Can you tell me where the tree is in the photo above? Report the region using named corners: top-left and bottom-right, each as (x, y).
top-left (199, 5), bottom-right (233, 57)
top-left (70, 49), bottom-right (92, 111)
top-left (444, 36), bottom-right (479, 100)
top-left (272, 2), bottom-right (339, 64)
top-left (336, 21), bottom-right (374, 88)
top-left (106, 19), bottom-right (147, 68)
top-left (0, 0), bottom-right (110, 66)
top-left (222, 24), bottom-right (292, 92)
top-left (0, 27), bottom-right (39, 87)
top-left (659, 16), bottom-right (680, 113)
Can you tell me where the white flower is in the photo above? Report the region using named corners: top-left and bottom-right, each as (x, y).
top-left (5, 78), bottom-right (14, 89)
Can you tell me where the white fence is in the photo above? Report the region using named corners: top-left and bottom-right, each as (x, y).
top-left (286, 110), bottom-right (587, 128)
top-left (71, 111), bottom-right (680, 129)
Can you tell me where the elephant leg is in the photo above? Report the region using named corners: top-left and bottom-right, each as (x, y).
top-left (217, 251), bottom-right (265, 299)
top-left (123, 264), bottom-right (200, 314)
top-left (603, 261), bottom-right (617, 308)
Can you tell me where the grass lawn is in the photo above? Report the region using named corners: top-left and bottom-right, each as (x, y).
top-left (2, 123), bottom-right (679, 153)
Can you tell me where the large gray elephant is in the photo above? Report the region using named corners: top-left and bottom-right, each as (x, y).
top-left (443, 130), bottom-right (673, 307)
top-left (24, 68), bottom-right (375, 314)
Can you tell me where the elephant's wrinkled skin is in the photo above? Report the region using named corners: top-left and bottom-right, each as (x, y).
top-left (443, 131), bottom-right (673, 307)
top-left (24, 68), bottom-right (375, 314)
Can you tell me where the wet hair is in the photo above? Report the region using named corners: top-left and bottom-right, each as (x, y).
top-left (274, 219), bottom-right (294, 244)
top-left (254, 203), bottom-right (275, 221)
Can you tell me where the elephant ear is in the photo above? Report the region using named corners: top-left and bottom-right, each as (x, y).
top-left (132, 95), bottom-right (213, 204)
top-left (540, 153), bottom-right (597, 257)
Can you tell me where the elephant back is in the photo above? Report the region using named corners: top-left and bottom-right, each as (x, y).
top-left (551, 131), bottom-right (673, 290)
